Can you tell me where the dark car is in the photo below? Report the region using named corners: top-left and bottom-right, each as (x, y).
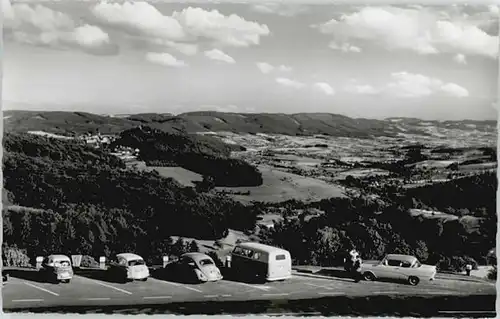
top-left (162, 253), bottom-right (223, 283)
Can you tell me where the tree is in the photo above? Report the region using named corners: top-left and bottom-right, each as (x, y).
top-left (195, 176), bottom-right (215, 193)
top-left (171, 238), bottom-right (186, 257)
top-left (188, 240), bottom-right (200, 253)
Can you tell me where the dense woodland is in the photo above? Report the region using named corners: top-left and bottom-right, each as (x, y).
top-left (259, 171), bottom-right (497, 272)
top-left (112, 127), bottom-right (263, 187)
top-left (3, 133), bottom-right (261, 264)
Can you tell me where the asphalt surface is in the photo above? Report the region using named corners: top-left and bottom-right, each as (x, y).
top-left (2, 268), bottom-right (496, 315)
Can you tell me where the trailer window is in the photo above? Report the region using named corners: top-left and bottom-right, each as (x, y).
top-left (276, 254), bottom-right (286, 261)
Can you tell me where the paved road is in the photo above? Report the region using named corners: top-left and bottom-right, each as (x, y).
top-left (2, 267), bottom-right (495, 311)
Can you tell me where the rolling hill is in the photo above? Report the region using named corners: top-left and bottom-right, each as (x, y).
top-left (4, 110), bottom-right (496, 139)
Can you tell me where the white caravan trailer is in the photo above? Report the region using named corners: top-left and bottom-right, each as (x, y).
top-left (230, 242), bottom-right (292, 282)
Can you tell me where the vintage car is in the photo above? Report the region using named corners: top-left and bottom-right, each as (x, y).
top-left (39, 254), bottom-right (74, 283)
top-left (107, 253), bottom-right (150, 282)
top-left (360, 254), bottom-right (437, 286)
top-left (163, 253), bottom-right (223, 283)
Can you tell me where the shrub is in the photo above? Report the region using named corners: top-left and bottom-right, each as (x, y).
top-left (80, 255), bottom-right (99, 268)
top-left (2, 244), bottom-right (31, 268)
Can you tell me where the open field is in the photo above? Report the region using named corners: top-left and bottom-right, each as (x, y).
top-left (3, 267), bottom-right (495, 316)
top-left (216, 165), bottom-right (346, 203)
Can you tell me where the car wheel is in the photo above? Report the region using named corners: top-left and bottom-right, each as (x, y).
top-left (64, 279), bottom-right (70, 284)
top-left (141, 277), bottom-right (148, 282)
top-left (363, 272), bottom-right (376, 281)
top-left (408, 276), bottom-right (420, 286)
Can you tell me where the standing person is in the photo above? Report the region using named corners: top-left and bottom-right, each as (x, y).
top-left (465, 264), bottom-right (472, 276)
top-left (345, 248), bottom-right (363, 282)
top-left (351, 250), bottom-right (363, 283)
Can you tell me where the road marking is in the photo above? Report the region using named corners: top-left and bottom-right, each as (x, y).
top-left (304, 283), bottom-right (334, 290)
top-left (224, 280), bottom-right (272, 291)
top-left (221, 294), bottom-right (231, 297)
top-left (12, 299), bottom-right (44, 302)
top-left (262, 293), bottom-right (289, 297)
top-left (182, 285), bottom-right (203, 293)
top-left (143, 296), bottom-right (172, 300)
top-left (318, 292), bottom-right (346, 296)
top-left (23, 282), bottom-right (59, 296)
top-left (80, 298), bottom-right (111, 301)
top-left (204, 295), bottom-right (218, 298)
top-left (79, 278), bottom-right (133, 295)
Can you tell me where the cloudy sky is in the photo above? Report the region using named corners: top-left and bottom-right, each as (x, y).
top-left (3, 1), bottom-right (499, 120)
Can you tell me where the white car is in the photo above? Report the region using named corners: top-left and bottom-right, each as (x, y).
top-left (360, 254), bottom-right (437, 286)
top-left (39, 254), bottom-right (74, 283)
top-left (107, 253), bottom-right (150, 282)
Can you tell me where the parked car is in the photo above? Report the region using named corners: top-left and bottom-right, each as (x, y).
top-left (38, 254), bottom-right (74, 283)
top-left (360, 254), bottom-right (437, 286)
top-left (107, 253), bottom-right (149, 282)
top-left (163, 253), bottom-right (223, 283)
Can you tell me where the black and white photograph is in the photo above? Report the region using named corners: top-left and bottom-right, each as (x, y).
top-left (1, 0), bottom-right (498, 317)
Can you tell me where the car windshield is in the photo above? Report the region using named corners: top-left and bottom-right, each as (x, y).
top-left (199, 259), bottom-right (214, 266)
top-left (55, 260), bottom-right (70, 267)
top-left (128, 259), bottom-right (145, 266)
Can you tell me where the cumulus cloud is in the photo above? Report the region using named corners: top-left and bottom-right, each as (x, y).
top-left (314, 82), bottom-right (336, 95)
top-left (385, 72), bottom-right (469, 98)
top-left (440, 83), bottom-right (469, 98)
top-left (315, 6), bottom-right (499, 58)
top-left (252, 3), bottom-right (309, 17)
top-left (4, 2), bottom-right (114, 54)
top-left (204, 49), bottom-right (235, 64)
top-left (92, 2), bottom-right (270, 50)
top-left (92, 2), bottom-right (185, 40)
top-left (488, 5), bottom-right (499, 15)
top-left (145, 52), bottom-right (187, 67)
top-left (256, 62), bottom-right (292, 74)
top-left (453, 53), bottom-right (467, 64)
top-left (329, 41), bottom-right (362, 53)
top-left (275, 77), bottom-right (305, 89)
top-left (256, 62), bottom-right (274, 74)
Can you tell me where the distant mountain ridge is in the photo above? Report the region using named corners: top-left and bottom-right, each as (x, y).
top-left (3, 110), bottom-right (497, 139)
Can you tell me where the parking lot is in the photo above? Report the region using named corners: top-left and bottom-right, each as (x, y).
top-left (2, 267), bottom-right (495, 310)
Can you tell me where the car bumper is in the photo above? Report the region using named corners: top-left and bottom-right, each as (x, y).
top-left (127, 273), bottom-right (149, 280)
top-left (206, 274), bottom-right (223, 282)
top-left (57, 273), bottom-right (73, 280)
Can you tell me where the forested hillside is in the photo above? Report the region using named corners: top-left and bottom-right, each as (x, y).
top-left (112, 126), bottom-right (263, 187)
top-left (259, 173), bottom-right (497, 271)
top-left (3, 133), bottom-right (261, 263)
